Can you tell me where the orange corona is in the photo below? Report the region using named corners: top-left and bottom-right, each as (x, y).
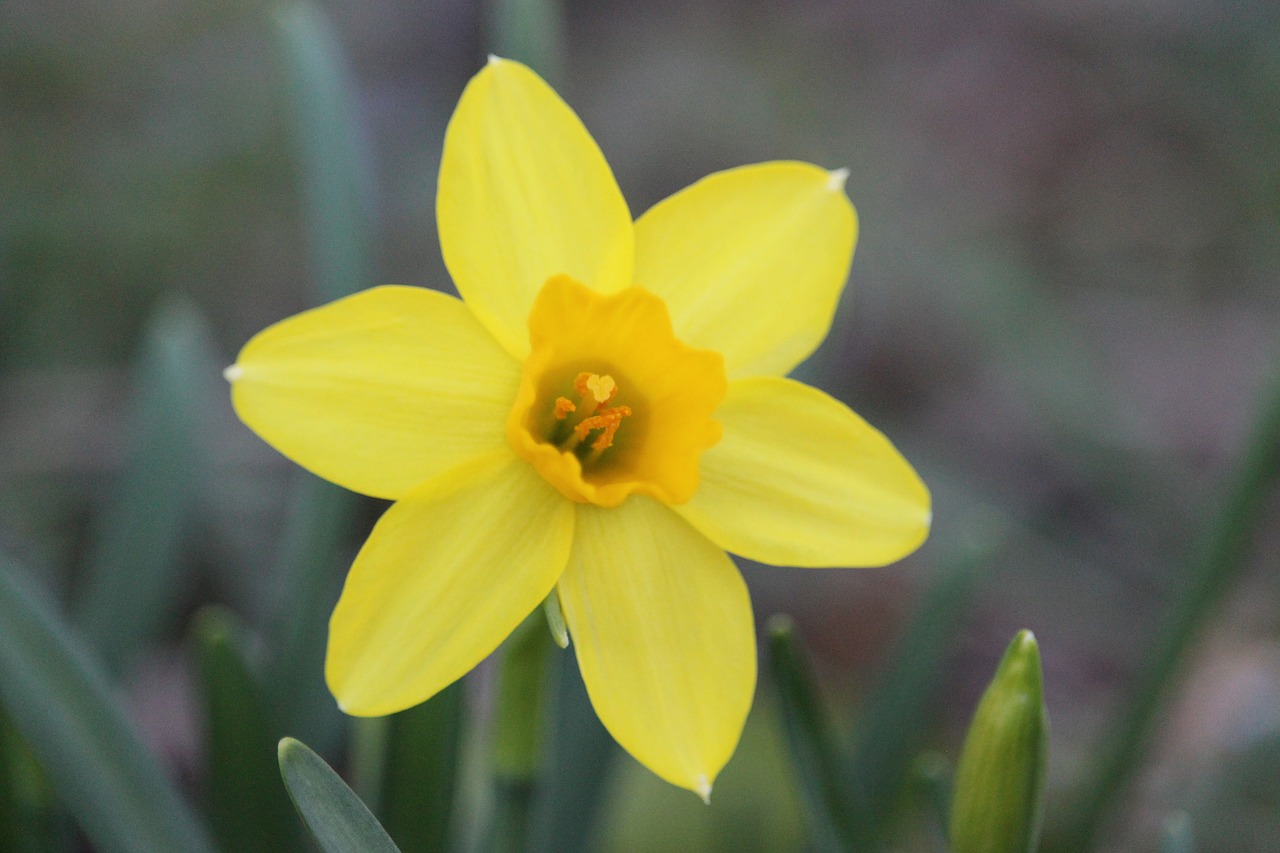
top-left (506, 275), bottom-right (726, 507)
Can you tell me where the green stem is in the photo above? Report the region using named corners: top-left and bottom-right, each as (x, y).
top-left (1060, 365), bottom-right (1280, 848)
top-left (487, 613), bottom-right (555, 853)
top-left (349, 716), bottom-right (390, 817)
top-left (487, 0), bottom-right (566, 87)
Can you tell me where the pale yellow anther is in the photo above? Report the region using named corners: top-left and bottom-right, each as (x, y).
top-left (585, 373), bottom-right (616, 403)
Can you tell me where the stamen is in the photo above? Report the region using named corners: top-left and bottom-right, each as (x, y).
top-left (552, 372), bottom-right (632, 454)
top-left (553, 397), bottom-right (576, 419)
top-left (572, 405), bottom-right (632, 451)
top-left (592, 406), bottom-right (631, 451)
top-left (575, 372), bottom-right (617, 404)
top-left (586, 374), bottom-right (616, 403)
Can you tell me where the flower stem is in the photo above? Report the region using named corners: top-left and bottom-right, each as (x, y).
top-left (1055, 363), bottom-right (1280, 849)
top-left (487, 611), bottom-right (555, 853)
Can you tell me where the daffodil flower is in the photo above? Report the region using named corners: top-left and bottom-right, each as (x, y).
top-left (225, 57), bottom-right (930, 799)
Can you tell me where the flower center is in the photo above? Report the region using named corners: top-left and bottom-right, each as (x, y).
top-left (552, 372), bottom-right (632, 456)
top-left (506, 275), bottom-right (726, 507)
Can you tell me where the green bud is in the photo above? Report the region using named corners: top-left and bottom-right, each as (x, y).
top-left (949, 630), bottom-right (1049, 853)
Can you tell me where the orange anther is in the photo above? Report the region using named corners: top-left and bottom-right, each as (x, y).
top-left (572, 405), bottom-right (631, 451)
top-left (553, 397), bottom-right (576, 419)
top-left (591, 405), bottom-right (631, 450)
top-left (554, 372), bottom-right (630, 453)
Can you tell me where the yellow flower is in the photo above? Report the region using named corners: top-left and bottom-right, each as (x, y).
top-left (225, 57), bottom-right (930, 799)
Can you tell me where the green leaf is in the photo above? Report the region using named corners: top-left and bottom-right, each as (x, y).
top-left (1057, 366), bottom-right (1280, 849)
top-left (949, 630), bottom-right (1049, 853)
top-left (377, 684), bottom-right (464, 853)
top-left (844, 562), bottom-right (976, 845)
top-left (492, 613), bottom-right (554, 781)
top-left (269, 0), bottom-right (375, 304)
top-left (262, 0), bottom-right (373, 753)
top-left (488, 0), bottom-right (566, 87)
top-left (74, 298), bottom-right (216, 675)
top-left (260, 476), bottom-right (357, 755)
top-left (1159, 812), bottom-right (1194, 853)
top-left (764, 614), bottom-right (855, 853)
top-left (485, 612), bottom-right (555, 853)
top-left (0, 555), bottom-right (217, 853)
top-left (192, 606), bottom-right (301, 853)
top-left (278, 736), bottom-right (401, 853)
top-left (910, 751), bottom-right (953, 844)
top-left (0, 709), bottom-right (58, 853)
top-left (528, 651), bottom-right (618, 853)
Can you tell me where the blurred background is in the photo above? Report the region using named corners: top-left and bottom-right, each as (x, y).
top-left (2, 1), bottom-right (1279, 851)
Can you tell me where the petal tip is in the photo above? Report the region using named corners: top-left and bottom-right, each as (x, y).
top-left (487, 53), bottom-right (503, 65)
top-left (695, 775), bottom-right (712, 804)
top-left (222, 364), bottom-right (243, 383)
top-left (826, 167), bottom-right (850, 193)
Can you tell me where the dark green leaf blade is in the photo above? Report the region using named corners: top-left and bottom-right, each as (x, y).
top-left (1054, 366), bottom-right (1280, 849)
top-left (1160, 812), bottom-right (1194, 853)
top-left (844, 562), bottom-right (977, 846)
top-left (0, 555), bottom-right (217, 853)
top-left (278, 736), bottom-right (400, 853)
top-left (193, 606), bottom-right (301, 853)
top-left (0, 708), bottom-right (59, 853)
top-left (765, 614), bottom-right (856, 853)
top-left (269, 0), bottom-right (375, 305)
top-left (260, 476), bottom-right (356, 755)
top-left (529, 650), bottom-right (618, 853)
top-left (378, 683), bottom-right (464, 853)
top-left (488, 0), bottom-right (566, 87)
top-left (262, 0), bottom-right (372, 754)
top-left (75, 298), bottom-right (216, 675)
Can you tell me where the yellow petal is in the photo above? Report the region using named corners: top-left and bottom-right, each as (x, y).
top-left (438, 57), bottom-right (633, 358)
top-left (557, 497), bottom-right (755, 796)
top-left (229, 285), bottom-right (519, 500)
top-left (675, 377), bottom-right (930, 567)
top-left (634, 162), bottom-right (857, 378)
top-left (327, 452), bottom-right (574, 716)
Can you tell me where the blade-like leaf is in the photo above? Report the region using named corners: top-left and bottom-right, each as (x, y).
top-left (269, 0), bottom-right (375, 305)
top-left (844, 562), bottom-right (976, 845)
top-left (1057, 366), bottom-right (1280, 849)
top-left (765, 614), bottom-right (855, 853)
top-left (1160, 812), bottom-right (1194, 853)
top-left (263, 0), bottom-right (373, 754)
top-left (488, 0), bottom-right (566, 87)
top-left (378, 683), bottom-right (464, 853)
top-left (260, 476), bottom-right (356, 755)
top-left (193, 606), bottom-right (301, 853)
top-left (0, 556), bottom-right (217, 853)
top-left (528, 651), bottom-right (618, 853)
top-left (75, 298), bottom-right (216, 675)
top-left (485, 613), bottom-right (555, 853)
top-left (0, 709), bottom-right (57, 853)
top-left (278, 736), bottom-right (400, 853)
top-left (910, 751), bottom-right (953, 847)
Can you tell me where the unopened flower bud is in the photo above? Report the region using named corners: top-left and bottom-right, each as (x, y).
top-left (949, 630), bottom-right (1049, 853)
